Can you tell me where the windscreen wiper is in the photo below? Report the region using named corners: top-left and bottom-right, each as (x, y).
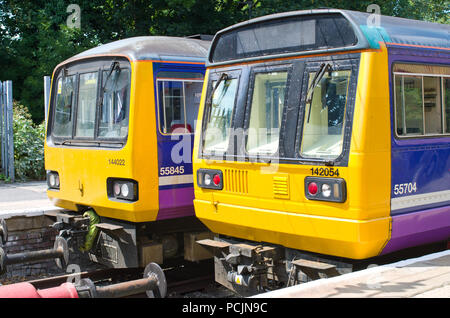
top-left (306, 62), bottom-right (332, 123)
top-left (207, 72), bottom-right (230, 106)
top-left (97, 61), bottom-right (120, 108)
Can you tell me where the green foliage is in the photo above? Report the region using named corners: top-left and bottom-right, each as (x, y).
top-left (12, 102), bottom-right (46, 181)
top-left (0, 0), bottom-right (448, 127)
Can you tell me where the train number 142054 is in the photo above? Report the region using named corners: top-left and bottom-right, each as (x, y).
top-left (393, 182), bottom-right (417, 195)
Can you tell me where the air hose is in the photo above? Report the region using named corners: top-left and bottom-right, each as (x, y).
top-left (79, 209), bottom-right (100, 252)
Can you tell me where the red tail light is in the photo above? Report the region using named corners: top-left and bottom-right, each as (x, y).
top-left (308, 182), bottom-right (318, 195)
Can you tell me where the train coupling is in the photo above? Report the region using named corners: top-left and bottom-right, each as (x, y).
top-left (77, 263), bottom-right (167, 298)
top-left (0, 236), bottom-right (69, 275)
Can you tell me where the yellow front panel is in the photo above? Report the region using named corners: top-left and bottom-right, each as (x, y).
top-left (194, 47), bottom-right (392, 259)
top-left (45, 61), bottom-right (160, 222)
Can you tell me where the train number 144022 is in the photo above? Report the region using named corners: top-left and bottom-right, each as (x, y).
top-left (393, 182), bottom-right (417, 195)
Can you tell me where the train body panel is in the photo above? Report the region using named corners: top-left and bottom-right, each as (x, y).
top-left (381, 45), bottom-right (450, 254)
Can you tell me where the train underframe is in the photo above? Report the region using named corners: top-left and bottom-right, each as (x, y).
top-left (44, 209), bottom-right (213, 269)
top-left (197, 235), bottom-right (449, 297)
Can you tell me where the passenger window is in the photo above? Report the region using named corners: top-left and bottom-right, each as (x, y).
top-left (300, 69), bottom-right (351, 160)
top-left (395, 76), bottom-right (424, 135)
top-left (98, 68), bottom-right (130, 139)
top-left (246, 72), bottom-right (288, 155)
top-left (445, 78), bottom-right (450, 133)
top-left (394, 63), bottom-right (450, 137)
top-left (423, 76), bottom-right (442, 135)
top-left (75, 72), bottom-right (98, 138)
top-left (53, 75), bottom-right (76, 137)
top-left (157, 72), bottom-right (204, 134)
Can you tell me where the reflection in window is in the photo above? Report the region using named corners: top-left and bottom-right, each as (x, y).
top-left (99, 69), bottom-right (130, 138)
top-left (300, 70), bottom-right (350, 160)
top-left (394, 63), bottom-right (450, 137)
top-left (202, 77), bottom-right (238, 153)
top-left (396, 76), bottom-right (423, 135)
top-left (53, 75), bottom-right (76, 137)
top-left (76, 72), bottom-right (98, 138)
top-left (246, 72), bottom-right (288, 154)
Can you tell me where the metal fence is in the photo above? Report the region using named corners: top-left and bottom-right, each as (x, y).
top-left (0, 81), bottom-right (15, 182)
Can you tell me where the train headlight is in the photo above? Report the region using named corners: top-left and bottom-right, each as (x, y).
top-left (107, 178), bottom-right (138, 202)
top-left (321, 183), bottom-right (331, 197)
top-left (47, 171), bottom-right (60, 190)
top-left (204, 174), bottom-right (212, 186)
top-left (197, 169), bottom-right (223, 190)
top-left (304, 176), bottom-right (346, 203)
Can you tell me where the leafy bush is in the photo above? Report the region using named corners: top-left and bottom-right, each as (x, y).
top-left (12, 102), bottom-right (46, 181)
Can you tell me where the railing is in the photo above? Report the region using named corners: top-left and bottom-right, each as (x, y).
top-left (0, 81), bottom-right (14, 182)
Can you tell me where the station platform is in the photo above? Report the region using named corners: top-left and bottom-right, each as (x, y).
top-left (0, 181), bottom-right (61, 218)
top-left (254, 249), bottom-right (450, 298)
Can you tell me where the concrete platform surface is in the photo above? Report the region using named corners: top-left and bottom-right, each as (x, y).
top-left (0, 181), bottom-right (61, 218)
top-left (255, 250), bottom-right (450, 298)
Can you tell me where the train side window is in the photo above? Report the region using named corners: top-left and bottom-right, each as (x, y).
top-left (395, 75), bottom-right (424, 136)
top-left (246, 71), bottom-right (288, 155)
top-left (53, 75), bottom-right (76, 138)
top-left (98, 68), bottom-right (130, 139)
top-left (75, 72), bottom-right (99, 138)
top-left (445, 78), bottom-right (450, 133)
top-left (393, 63), bottom-right (450, 137)
top-left (423, 76), bottom-right (442, 135)
top-left (157, 72), bottom-right (204, 135)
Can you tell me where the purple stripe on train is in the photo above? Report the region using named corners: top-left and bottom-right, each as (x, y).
top-left (381, 205), bottom-right (450, 255)
top-left (157, 186), bottom-right (195, 220)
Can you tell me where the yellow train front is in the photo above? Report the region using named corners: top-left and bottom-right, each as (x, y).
top-left (45, 36), bottom-right (212, 268)
top-left (193, 9), bottom-right (450, 294)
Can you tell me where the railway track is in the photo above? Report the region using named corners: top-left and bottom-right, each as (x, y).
top-left (21, 258), bottom-right (216, 298)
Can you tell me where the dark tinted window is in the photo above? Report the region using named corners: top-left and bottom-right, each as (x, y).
top-left (211, 14), bottom-right (357, 63)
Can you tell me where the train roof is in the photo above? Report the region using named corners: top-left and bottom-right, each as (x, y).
top-left (61, 36), bottom-right (211, 65)
top-left (209, 8), bottom-right (450, 65)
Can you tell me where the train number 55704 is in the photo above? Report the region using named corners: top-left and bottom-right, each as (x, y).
top-left (393, 182), bottom-right (417, 195)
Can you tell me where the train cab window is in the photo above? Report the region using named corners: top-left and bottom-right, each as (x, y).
top-left (75, 72), bottom-right (99, 138)
top-left (53, 75), bottom-right (76, 137)
top-left (202, 76), bottom-right (238, 153)
top-left (246, 71), bottom-right (288, 155)
top-left (300, 69), bottom-right (351, 160)
top-left (98, 68), bottom-right (130, 138)
top-left (157, 72), bottom-right (204, 135)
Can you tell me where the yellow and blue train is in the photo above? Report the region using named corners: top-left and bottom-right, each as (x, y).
top-left (193, 9), bottom-right (450, 293)
top-left (45, 36), bottom-right (211, 268)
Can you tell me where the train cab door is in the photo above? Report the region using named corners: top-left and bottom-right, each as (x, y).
top-left (154, 63), bottom-right (206, 219)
